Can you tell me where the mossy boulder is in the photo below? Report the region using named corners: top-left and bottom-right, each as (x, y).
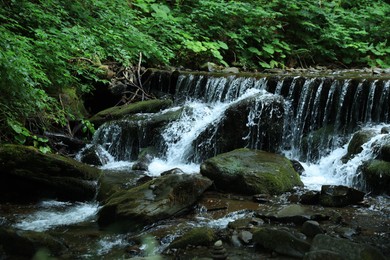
top-left (0, 227), bottom-right (67, 258)
top-left (59, 87), bottom-right (89, 120)
top-left (342, 130), bottom-right (376, 162)
top-left (253, 227), bottom-right (311, 258)
top-left (97, 174), bottom-right (212, 231)
top-left (360, 160), bottom-right (390, 195)
top-left (168, 227), bottom-right (216, 249)
top-left (89, 99), bottom-right (173, 127)
top-left (0, 144), bottom-right (101, 203)
top-left (200, 148), bottom-right (303, 195)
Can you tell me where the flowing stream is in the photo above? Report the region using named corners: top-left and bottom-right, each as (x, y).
top-left (5, 73), bottom-right (390, 257)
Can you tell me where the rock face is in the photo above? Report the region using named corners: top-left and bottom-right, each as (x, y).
top-left (200, 148), bottom-right (303, 195)
top-left (253, 227), bottom-right (311, 258)
top-left (97, 174), bottom-right (213, 231)
top-left (193, 94), bottom-right (285, 161)
top-left (309, 234), bottom-right (386, 260)
top-left (0, 144), bottom-right (101, 203)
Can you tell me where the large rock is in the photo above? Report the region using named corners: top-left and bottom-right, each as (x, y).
top-left (319, 185), bottom-right (365, 207)
top-left (360, 160), bottom-right (390, 195)
top-left (97, 174), bottom-right (212, 231)
top-left (193, 94), bottom-right (284, 161)
top-left (92, 107), bottom-right (184, 161)
top-left (256, 204), bottom-right (329, 225)
top-left (0, 144), bottom-right (101, 203)
top-left (309, 234), bottom-right (386, 260)
top-left (200, 148), bottom-right (303, 195)
top-left (89, 99), bottom-right (173, 127)
top-left (253, 227), bottom-right (311, 258)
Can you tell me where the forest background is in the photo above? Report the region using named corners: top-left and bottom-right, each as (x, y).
top-left (0, 0), bottom-right (389, 149)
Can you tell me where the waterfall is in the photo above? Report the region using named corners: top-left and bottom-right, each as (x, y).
top-left (91, 72), bottom-right (390, 189)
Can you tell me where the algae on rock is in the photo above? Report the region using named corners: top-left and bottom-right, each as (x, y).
top-left (200, 148), bottom-right (303, 195)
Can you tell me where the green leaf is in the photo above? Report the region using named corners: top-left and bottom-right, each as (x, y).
top-left (262, 44), bottom-right (275, 55)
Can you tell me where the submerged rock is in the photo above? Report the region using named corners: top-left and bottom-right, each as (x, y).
top-left (97, 174), bottom-right (212, 231)
top-left (253, 227), bottom-right (311, 258)
top-left (319, 185), bottom-right (365, 207)
top-left (309, 234), bottom-right (386, 260)
top-left (0, 144), bottom-right (100, 203)
top-left (200, 148), bottom-right (303, 195)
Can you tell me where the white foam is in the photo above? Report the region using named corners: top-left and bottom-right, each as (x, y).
top-left (14, 201), bottom-right (100, 232)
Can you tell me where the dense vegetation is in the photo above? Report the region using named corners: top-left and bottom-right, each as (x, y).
top-left (0, 0), bottom-right (389, 146)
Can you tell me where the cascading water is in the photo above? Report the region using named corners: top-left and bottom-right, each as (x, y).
top-left (91, 73), bottom-right (390, 191)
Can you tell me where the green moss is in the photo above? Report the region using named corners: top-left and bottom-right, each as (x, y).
top-left (361, 160), bottom-right (390, 195)
top-left (201, 148), bottom-right (303, 195)
top-left (60, 87), bottom-right (89, 119)
top-left (169, 227), bottom-right (216, 249)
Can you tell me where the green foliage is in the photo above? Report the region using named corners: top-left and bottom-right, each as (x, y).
top-left (0, 0), bottom-right (388, 145)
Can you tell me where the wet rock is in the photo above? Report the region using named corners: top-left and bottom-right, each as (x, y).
top-left (168, 227), bottom-right (216, 249)
top-left (210, 240), bottom-right (228, 260)
top-left (376, 135), bottom-right (390, 162)
top-left (310, 234), bottom-right (386, 260)
top-left (132, 154), bottom-right (153, 171)
top-left (335, 226), bottom-right (359, 239)
top-left (200, 148), bottom-right (303, 195)
top-left (97, 174), bottom-right (213, 231)
top-left (360, 160), bottom-right (390, 195)
top-left (89, 99), bottom-right (173, 127)
top-left (228, 217), bottom-right (264, 230)
top-left (0, 144), bottom-right (100, 203)
top-left (253, 194), bottom-right (271, 203)
top-left (44, 131), bottom-right (86, 155)
top-left (0, 227), bottom-right (67, 258)
top-left (300, 190), bottom-right (320, 205)
top-left (319, 185), bottom-right (365, 207)
top-left (238, 230), bottom-right (253, 244)
top-left (303, 250), bottom-right (343, 260)
top-left (92, 106), bottom-right (184, 161)
top-left (342, 130), bottom-right (376, 162)
top-left (193, 94), bottom-right (285, 160)
top-left (231, 234), bottom-right (242, 247)
top-left (258, 204), bottom-right (310, 225)
top-left (253, 227), bottom-right (311, 258)
top-left (302, 220), bottom-right (324, 238)
top-left (79, 144), bottom-right (110, 166)
top-left (161, 168), bottom-right (185, 176)
top-left (380, 127), bottom-right (390, 134)
top-left (291, 159), bottom-right (305, 175)
top-left (97, 169), bottom-right (151, 202)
